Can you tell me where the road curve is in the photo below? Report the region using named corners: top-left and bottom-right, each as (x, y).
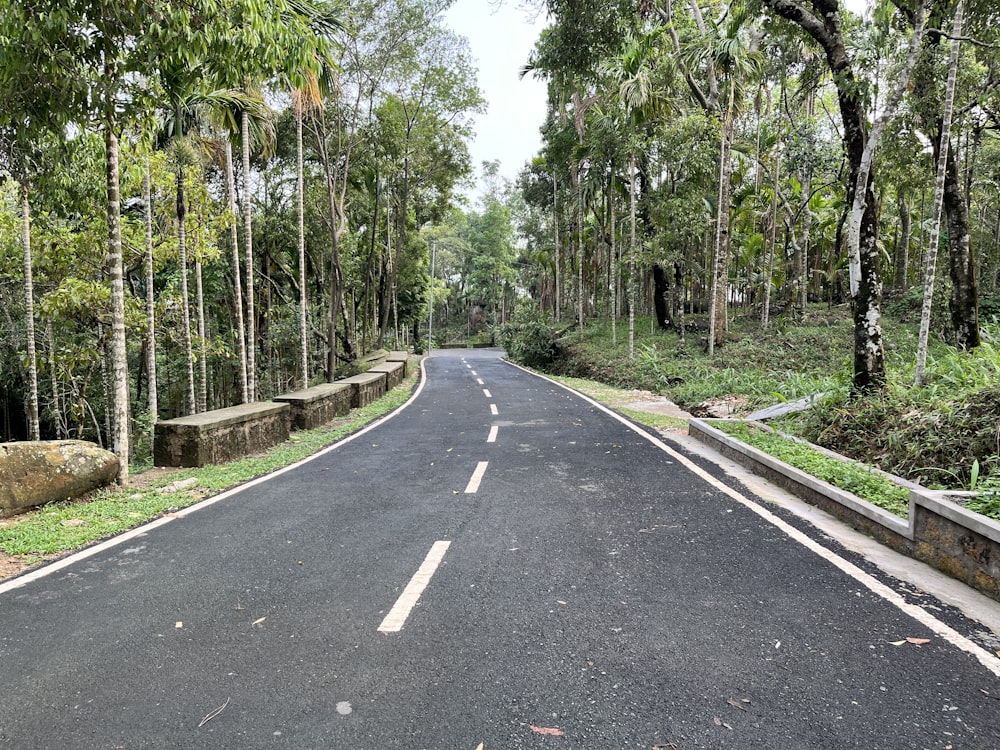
top-left (1, 348), bottom-right (999, 749)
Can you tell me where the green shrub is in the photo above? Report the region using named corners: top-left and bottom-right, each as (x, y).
top-left (495, 306), bottom-right (556, 368)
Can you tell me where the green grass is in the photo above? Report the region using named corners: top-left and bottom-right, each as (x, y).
top-left (0, 375), bottom-right (419, 558)
top-left (544, 306), bottom-right (1000, 496)
top-left (711, 420), bottom-right (911, 518)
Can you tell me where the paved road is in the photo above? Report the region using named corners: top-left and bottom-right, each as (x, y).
top-left (2, 349), bottom-right (999, 749)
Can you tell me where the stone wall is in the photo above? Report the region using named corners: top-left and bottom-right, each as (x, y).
top-left (338, 372), bottom-right (387, 408)
top-left (154, 402), bottom-right (290, 468)
top-left (273, 383), bottom-right (352, 430)
top-left (367, 361), bottom-right (405, 389)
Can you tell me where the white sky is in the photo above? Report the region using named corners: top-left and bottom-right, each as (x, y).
top-left (444, 1), bottom-right (549, 199)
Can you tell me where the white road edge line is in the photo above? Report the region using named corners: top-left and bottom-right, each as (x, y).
top-left (487, 426), bottom-right (499, 443)
top-left (482, 389), bottom-right (492, 398)
top-left (464, 461), bottom-right (489, 494)
top-left (0, 360), bottom-right (432, 597)
top-left (505, 360), bottom-right (1000, 679)
top-left (490, 404), bottom-right (499, 416)
top-left (378, 540), bottom-right (451, 633)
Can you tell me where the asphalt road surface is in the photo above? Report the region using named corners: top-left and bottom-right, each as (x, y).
top-left (2, 348), bottom-right (999, 749)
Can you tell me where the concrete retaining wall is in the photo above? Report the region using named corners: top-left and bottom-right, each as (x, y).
top-left (154, 402), bottom-right (290, 468)
top-left (273, 383), bottom-right (352, 430)
top-left (688, 418), bottom-right (1000, 603)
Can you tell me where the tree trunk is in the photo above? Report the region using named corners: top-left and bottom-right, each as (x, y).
top-left (916, 0), bottom-right (964, 384)
top-left (20, 182), bottom-right (40, 441)
top-left (242, 109), bottom-right (257, 402)
top-left (296, 94), bottom-right (309, 389)
top-left (105, 124), bottom-right (130, 484)
top-left (944, 146), bottom-right (979, 349)
top-left (763, 0), bottom-right (888, 390)
top-left (610, 178), bottom-right (617, 348)
top-left (143, 156), bottom-right (158, 425)
top-left (225, 139), bottom-right (249, 403)
top-left (763, 141), bottom-right (781, 328)
top-left (195, 259), bottom-right (208, 413)
top-left (708, 82), bottom-right (735, 354)
top-left (628, 155), bottom-right (637, 358)
top-left (46, 321), bottom-right (65, 438)
top-left (176, 163), bottom-right (196, 414)
top-left (895, 192), bottom-right (911, 290)
top-left (553, 172), bottom-right (560, 322)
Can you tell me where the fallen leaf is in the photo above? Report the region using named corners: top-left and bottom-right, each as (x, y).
top-left (557, 600), bottom-right (568, 605)
top-left (252, 617), bottom-right (266, 626)
top-left (722, 722), bottom-right (733, 730)
top-left (60, 519), bottom-right (85, 527)
top-left (726, 698), bottom-right (747, 711)
top-left (175, 621), bottom-right (183, 628)
top-left (198, 697), bottom-right (231, 728)
top-left (530, 725), bottom-right (564, 736)
top-left (475, 744), bottom-right (484, 750)
top-left (713, 717), bottom-right (722, 726)
top-left (322, 467), bottom-right (330, 471)
top-left (906, 637), bottom-right (931, 646)
top-left (297, 561), bottom-right (303, 565)
top-left (889, 640), bottom-right (907, 646)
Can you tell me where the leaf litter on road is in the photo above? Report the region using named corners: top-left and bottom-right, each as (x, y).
top-left (198, 697), bottom-right (230, 728)
top-left (530, 725), bottom-right (565, 736)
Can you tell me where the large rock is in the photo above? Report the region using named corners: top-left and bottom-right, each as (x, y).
top-left (0, 440), bottom-right (120, 516)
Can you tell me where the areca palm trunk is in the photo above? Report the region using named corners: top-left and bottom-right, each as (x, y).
top-left (225, 139), bottom-right (249, 403)
top-left (20, 182), bottom-right (39, 441)
top-left (143, 156), bottom-right (158, 425)
top-left (763, 141), bottom-right (781, 328)
top-left (610, 175), bottom-right (617, 348)
top-left (177, 161), bottom-right (196, 415)
top-left (296, 93), bottom-right (309, 390)
top-left (629, 155), bottom-right (637, 357)
top-left (105, 124), bottom-right (130, 484)
top-left (553, 172), bottom-right (560, 322)
top-left (242, 109), bottom-right (256, 402)
top-left (195, 258), bottom-right (208, 412)
top-left (916, 0), bottom-right (964, 384)
top-left (708, 82), bottom-right (735, 355)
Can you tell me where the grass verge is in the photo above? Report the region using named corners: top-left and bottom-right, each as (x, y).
top-left (711, 420), bottom-right (911, 518)
top-left (0, 374), bottom-right (419, 561)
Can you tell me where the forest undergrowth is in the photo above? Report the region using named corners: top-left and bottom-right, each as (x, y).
top-left (526, 303), bottom-right (1000, 497)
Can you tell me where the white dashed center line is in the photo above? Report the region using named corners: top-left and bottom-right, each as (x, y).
top-left (487, 426), bottom-right (499, 443)
top-left (482, 389), bottom-right (492, 398)
top-left (464, 461), bottom-right (489, 493)
top-left (476, 378), bottom-right (484, 385)
top-left (490, 404), bottom-right (499, 416)
top-left (378, 541), bottom-right (451, 633)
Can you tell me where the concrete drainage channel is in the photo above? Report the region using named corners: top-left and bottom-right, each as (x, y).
top-left (688, 417), bottom-right (1000, 605)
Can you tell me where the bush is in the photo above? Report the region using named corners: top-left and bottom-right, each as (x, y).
top-left (494, 306), bottom-right (556, 368)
